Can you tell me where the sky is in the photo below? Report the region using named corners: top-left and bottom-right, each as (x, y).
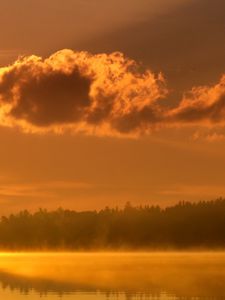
top-left (0, 0), bottom-right (224, 214)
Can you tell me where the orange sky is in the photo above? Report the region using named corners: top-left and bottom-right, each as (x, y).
top-left (0, 0), bottom-right (224, 214)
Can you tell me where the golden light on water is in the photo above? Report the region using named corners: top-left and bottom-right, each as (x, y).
top-left (0, 252), bottom-right (224, 298)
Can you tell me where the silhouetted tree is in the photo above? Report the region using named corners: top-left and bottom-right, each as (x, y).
top-left (0, 199), bottom-right (225, 250)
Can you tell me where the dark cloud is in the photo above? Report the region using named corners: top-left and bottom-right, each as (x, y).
top-left (0, 50), bottom-right (167, 136)
top-left (10, 70), bottom-right (91, 126)
top-left (0, 49), bottom-right (224, 137)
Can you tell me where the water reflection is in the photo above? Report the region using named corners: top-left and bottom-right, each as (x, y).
top-left (0, 270), bottom-right (165, 299)
top-left (0, 253), bottom-right (224, 299)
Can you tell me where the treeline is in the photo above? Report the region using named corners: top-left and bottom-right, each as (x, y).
top-left (1, 199), bottom-right (225, 250)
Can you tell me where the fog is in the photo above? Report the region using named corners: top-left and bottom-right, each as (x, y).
top-left (0, 252), bottom-right (225, 299)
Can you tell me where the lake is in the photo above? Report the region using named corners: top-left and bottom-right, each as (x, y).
top-left (0, 252), bottom-right (224, 299)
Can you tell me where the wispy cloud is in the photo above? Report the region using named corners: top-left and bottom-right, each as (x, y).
top-left (192, 130), bottom-right (225, 143)
top-left (159, 184), bottom-right (225, 198)
top-left (0, 181), bottom-right (94, 198)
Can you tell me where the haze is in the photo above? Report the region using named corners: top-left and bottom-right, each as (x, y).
top-left (0, 0), bottom-right (224, 214)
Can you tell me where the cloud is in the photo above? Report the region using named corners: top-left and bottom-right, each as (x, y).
top-left (0, 181), bottom-right (94, 198)
top-left (0, 49), bottom-right (224, 137)
top-left (192, 130), bottom-right (225, 143)
top-left (168, 75), bottom-right (225, 126)
top-left (158, 184), bottom-right (225, 198)
top-left (0, 49), bottom-right (167, 136)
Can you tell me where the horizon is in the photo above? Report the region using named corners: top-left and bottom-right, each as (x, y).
top-left (0, 198), bottom-right (223, 217)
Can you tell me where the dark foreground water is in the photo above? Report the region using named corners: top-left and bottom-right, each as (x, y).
top-left (0, 252), bottom-right (224, 300)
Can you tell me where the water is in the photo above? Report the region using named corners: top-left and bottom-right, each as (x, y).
top-left (0, 252), bottom-right (224, 299)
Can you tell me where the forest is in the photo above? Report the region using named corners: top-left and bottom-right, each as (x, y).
top-left (0, 199), bottom-right (225, 250)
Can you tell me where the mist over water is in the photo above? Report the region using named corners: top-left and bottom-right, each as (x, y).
top-left (0, 252), bottom-right (224, 299)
